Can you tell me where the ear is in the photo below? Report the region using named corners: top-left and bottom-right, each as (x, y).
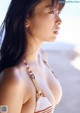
top-left (25, 17), bottom-right (30, 28)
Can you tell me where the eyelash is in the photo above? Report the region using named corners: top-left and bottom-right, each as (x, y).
top-left (49, 11), bottom-right (60, 15)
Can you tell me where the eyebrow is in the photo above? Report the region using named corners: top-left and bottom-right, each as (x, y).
top-left (45, 4), bottom-right (53, 9)
top-left (45, 4), bottom-right (51, 8)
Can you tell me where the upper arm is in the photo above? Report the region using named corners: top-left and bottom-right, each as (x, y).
top-left (0, 69), bottom-right (25, 113)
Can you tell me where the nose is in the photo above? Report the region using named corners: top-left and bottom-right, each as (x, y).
top-left (55, 14), bottom-right (62, 25)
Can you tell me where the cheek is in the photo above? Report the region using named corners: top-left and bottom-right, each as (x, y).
top-left (38, 14), bottom-right (55, 29)
top-left (30, 14), bottom-right (55, 41)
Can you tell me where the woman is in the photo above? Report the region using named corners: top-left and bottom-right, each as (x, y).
top-left (0, 0), bottom-right (65, 113)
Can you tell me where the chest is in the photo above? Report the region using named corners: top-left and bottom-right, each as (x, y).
top-left (21, 63), bottom-right (62, 113)
top-left (24, 64), bottom-right (61, 104)
top-left (34, 66), bottom-right (62, 106)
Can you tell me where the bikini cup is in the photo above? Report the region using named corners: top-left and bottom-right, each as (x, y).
top-left (23, 60), bottom-right (54, 113)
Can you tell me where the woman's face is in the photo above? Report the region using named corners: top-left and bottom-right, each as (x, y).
top-left (26, 0), bottom-right (62, 42)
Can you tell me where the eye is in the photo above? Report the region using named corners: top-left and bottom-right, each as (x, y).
top-left (49, 10), bottom-right (55, 14)
top-left (49, 10), bottom-right (61, 15)
top-left (58, 11), bottom-right (61, 14)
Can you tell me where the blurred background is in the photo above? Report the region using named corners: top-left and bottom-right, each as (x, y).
top-left (0, 0), bottom-right (80, 113)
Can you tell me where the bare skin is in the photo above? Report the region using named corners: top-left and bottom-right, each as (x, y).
top-left (0, 51), bottom-right (62, 113)
top-left (0, 0), bottom-right (63, 113)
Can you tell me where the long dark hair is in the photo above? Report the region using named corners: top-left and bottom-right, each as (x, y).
top-left (0, 0), bottom-right (65, 73)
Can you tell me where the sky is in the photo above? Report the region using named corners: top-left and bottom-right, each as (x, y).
top-left (58, 1), bottom-right (80, 45)
top-left (0, 0), bottom-right (80, 47)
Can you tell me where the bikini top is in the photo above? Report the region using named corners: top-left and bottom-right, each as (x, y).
top-left (23, 55), bottom-right (57, 113)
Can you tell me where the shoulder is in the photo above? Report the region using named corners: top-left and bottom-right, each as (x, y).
top-left (0, 66), bottom-right (24, 112)
top-left (0, 66), bottom-right (25, 101)
top-left (0, 64), bottom-right (32, 100)
top-left (0, 65), bottom-right (24, 86)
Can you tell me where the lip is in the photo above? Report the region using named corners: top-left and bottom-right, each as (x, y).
top-left (53, 31), bottom-right (59, 34)
top-left (53, 27), bottom-right (60, 34)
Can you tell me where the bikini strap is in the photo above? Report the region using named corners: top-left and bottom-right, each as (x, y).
top-left (23, 60), bottom-right (45, 101)
top-left (40, 53), bottom-right (58, 79)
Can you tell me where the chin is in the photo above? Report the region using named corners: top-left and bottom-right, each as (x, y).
top-left (48, 36), bottom-right (57, 42)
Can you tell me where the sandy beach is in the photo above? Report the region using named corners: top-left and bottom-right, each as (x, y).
top-left (45, 43), bottom-right (80, 113)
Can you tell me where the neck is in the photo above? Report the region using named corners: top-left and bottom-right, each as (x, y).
top-left (25, 32), bottom-right (43, 64)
